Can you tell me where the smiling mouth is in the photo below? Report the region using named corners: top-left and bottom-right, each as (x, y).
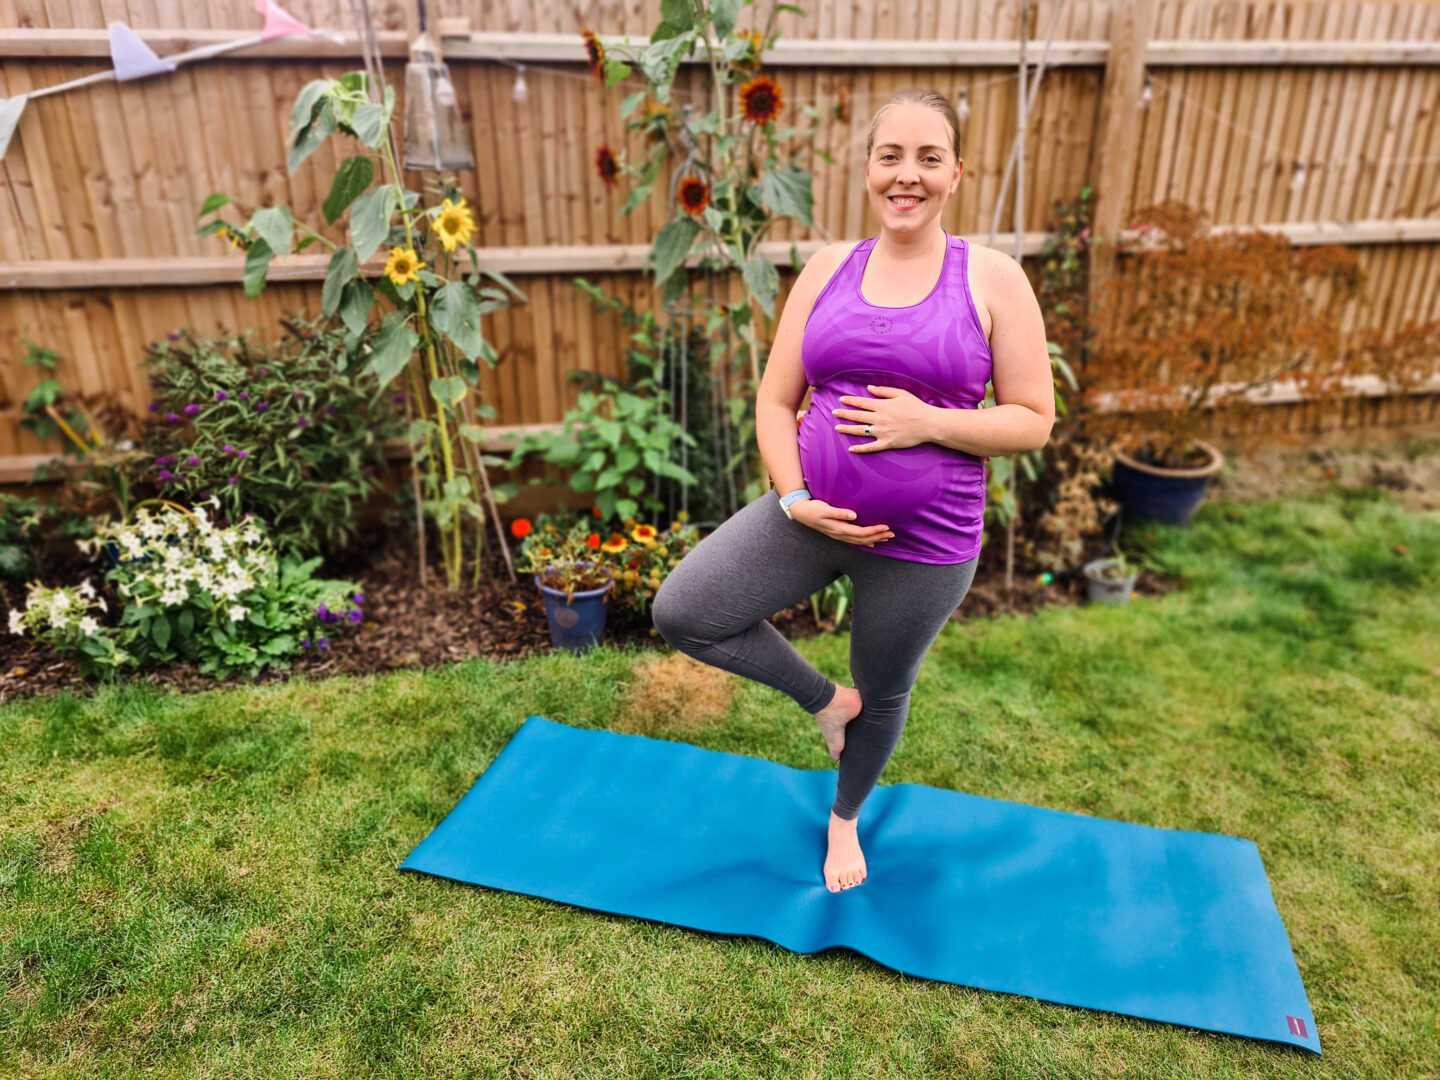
top-left (888, 196), bottom-right (924, 206)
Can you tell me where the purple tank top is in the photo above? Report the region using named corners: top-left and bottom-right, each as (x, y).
top-left (797, 230), bottom-right (993, 564)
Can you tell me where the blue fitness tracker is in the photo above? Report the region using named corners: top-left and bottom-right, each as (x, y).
top-left (778, 487), bottom-right (812, 519)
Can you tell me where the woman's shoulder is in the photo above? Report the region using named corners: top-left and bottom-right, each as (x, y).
top-left (959, 238), bottom-right (1030, 339)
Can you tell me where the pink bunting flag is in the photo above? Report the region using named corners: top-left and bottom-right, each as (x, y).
top-left (108, 21), bottom-right (178, 82)
top-left (256, 0), bottom-right (313, 40)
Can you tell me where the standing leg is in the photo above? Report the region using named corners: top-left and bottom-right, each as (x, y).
top-left (823, 553), bottom-right (979, 891)
top-left (652, 491), bottom-right (845, 715)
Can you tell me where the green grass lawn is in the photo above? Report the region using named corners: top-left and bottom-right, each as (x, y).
top-left (2, 485), bottom-right (1437, 1079)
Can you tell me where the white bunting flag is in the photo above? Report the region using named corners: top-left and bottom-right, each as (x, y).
top-left (0, 94), bottom-right (27, 161)
top-left (108, 22), bottom-right (178, 81)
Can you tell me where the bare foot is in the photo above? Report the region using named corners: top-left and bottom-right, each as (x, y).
top-left (824, 812), bottom-right (867, 892)
top-left (814, 685), bottom-right (862, 762)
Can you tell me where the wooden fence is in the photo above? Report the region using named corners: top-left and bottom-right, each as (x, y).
top-left (1, 0), bottom-right (1437, 483)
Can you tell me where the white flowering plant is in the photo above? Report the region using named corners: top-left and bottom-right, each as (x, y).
top-left (7, 500), bottom-right (363, 680)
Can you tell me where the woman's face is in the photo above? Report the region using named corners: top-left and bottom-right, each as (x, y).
top-left (864, 102), bottom-right (962, 237)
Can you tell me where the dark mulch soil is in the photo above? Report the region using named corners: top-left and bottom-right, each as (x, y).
top-left (0, 529), bottom-right (1175, 706)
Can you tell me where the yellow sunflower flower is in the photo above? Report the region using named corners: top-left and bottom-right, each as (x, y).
top-left (433, 198), bottom-right (476, 254)
top-left (383, 246), bottom-right (424, 287)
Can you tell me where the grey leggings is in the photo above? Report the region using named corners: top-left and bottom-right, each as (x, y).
top-left (651, 490), bottom-right (979, 821)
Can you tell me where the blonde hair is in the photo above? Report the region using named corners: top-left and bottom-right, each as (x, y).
top-left (865, 89), bottom-right (962, 163)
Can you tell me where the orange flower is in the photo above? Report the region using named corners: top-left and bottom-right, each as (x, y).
top-left (592, 505), bottom-right (602, 517)
top-left (631, 524), bottom-right (658, 545)
top-left (601, 533), bottom-right (628, 554)
top-left (581, 28), bottom-right (605, 81)
top-left (595, 144), bottom-right (620, 187)
top-left (678, 176), bottom-right (711, 215)
top-left (511, 518), bottom-right (532, 538)
top-left (739, 74), bottom-right (783, 125)
top-left (587, 533), bottom-right (601, 549)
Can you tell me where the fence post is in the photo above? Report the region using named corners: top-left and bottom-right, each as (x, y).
top-left (1088, 0), bottom-right (1157, 341)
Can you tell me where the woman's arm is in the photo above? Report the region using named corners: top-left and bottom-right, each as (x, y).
top-left (923, 251), bottom-right (1054, 456)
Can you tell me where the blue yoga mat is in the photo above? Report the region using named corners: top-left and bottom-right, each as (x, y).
top-left (401, 716), bottom-right (1320, 1054)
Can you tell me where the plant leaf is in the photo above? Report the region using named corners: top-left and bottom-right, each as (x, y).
top-left (195, 192), bottom-right (230, 219)
top-left (652, 216), bottom-right (699, 288)
top-left (289, 79), bottom-right (332, 139)
top-left (350, 102), bottom-right (387, 148)
top-left (321, 246), bottom-right (358, 316)
top-left (323, 156), bottom-right (375, 225)
top-left (743, 252), bottom-right (780, 319)
top-left (759, 168), bottom-right (814, 227)
top-left (338, 278), bottom-right (374, 336)
top-left (367, 310), bottom-right (418, 391)
top-left (429, 375), bottom-right (467, 407)
top-left (349, 185), bottom-right (397, 264)
top-left (709, 0), bottom-right (741, 38)
top-left (249, 206), bottom-right (293, 258)
top-left (428, 281), bottom-right (486, 361)
top-left (243, 239), bottom-right (273, 298)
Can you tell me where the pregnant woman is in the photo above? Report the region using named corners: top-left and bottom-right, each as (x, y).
top-left (652, 89), bottom-right (1054, 893)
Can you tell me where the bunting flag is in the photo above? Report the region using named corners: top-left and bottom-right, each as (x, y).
top-left (108, 21), bottom-right (178, 81)
top-left (256, 0), bottom-right (313, 40)
top-left (0, 95), bottom-right (27, 161)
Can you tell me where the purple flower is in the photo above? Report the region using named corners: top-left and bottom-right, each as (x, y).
top-left (347, 609), bottom-right (363, 624)
top-left (256, 367), bottom-right (268, 376)
top-left (297, 417), bottom-right (310, 428)
top-left (154, 455), bottom-right (170, 467)
top-left (199, 491), bottom-right (212, 500)
top-left (165, 412), bottom-right (181, 424)
top-left (158, 469), bottom-right (173, 480)
top-left (148, 402), bottom-right (161, 413)
top-left (256, 401), bottom-right (269, 413)
top-left (222, 444), bottom-right (236, 455)
top-left (215, 390), bottom-right (228, 401)
top-left (300, 639), bottom-right (310, 649)
top-left (187, 455), bottom-right (200, 467)
top-left (166, 331), bottom-right (180, 342)
top-left (237, 450), bottom-right (249, 460)
top-left (353, 593), bottom-right (364, 605)
top-left (392, 394), bottom-right (405, 404)
top-left (148, 377), bottom-right (161, 388)
top-left (317, 603), bottom-right (331, 620)
top-left (228, 476), bottom-right (239, 485)
top-left (238, 391), bottom-right (250, 400)
top-left (184, 404), bottom-right (200, 417)
top-left (317, 638), bottom-right (329, 650)
top-left (293, 391), bottom-right (305, 400)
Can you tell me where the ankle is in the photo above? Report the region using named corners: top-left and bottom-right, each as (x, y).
top-left (829, 810), bottom-right (859, 830)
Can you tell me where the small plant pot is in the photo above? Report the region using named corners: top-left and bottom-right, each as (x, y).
top-left (534, 570), bottom-right (615, 653)
top-left (1082, 558), bottom-right (1138, 605)
top-left (1111, 438), bottom-right (1224, 527)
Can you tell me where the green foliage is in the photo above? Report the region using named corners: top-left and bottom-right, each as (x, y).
top-left (0, 493), bottom-right (41, 582)
top-left (140, 315), bottom-right (402, 556)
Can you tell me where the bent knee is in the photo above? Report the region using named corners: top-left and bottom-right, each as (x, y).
top-left (651, 577), bottom-right (696, 650)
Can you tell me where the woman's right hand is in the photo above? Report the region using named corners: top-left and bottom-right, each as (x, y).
top-left (790, 498), bottom-right (895, 547)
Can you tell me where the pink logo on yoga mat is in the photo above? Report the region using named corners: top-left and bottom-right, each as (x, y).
top-left (1287, 1015), bottom-right (1308, 1038)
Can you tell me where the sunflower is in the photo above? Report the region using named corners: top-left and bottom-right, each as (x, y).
top-left (678, 176), bottom-right (712, 215)
top-left (640, 101), bottom-right (672, 145)
top-left (581, 28), bottom-right (605, 81)
top-left (601, 533), bottom-right (628, 554)
top-left (383, 246), bottom-right (424, 287)
top-left (631, 524), bottom-right (658, 545)
top-left (595, 144), bottom-right (620, 187)
top-left (216, 225), bottom-right (243, 251)
top-left (433, 198), bottom-right (476, 254)
top-left (739, 74), bottom-right (783, 125)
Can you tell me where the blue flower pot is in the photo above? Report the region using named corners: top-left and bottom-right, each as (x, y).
top-left (534, 569), bottom-right (614, 653)
top-left (1111, 439), bottom-right (1224, 527)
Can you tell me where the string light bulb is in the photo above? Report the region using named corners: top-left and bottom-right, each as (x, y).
top-left (1289, 160), bottom-right (1307, 191)
top-left (1139, 74), bottom-right (1153, 108)
top-left (956, 87), bottom-right (970, 123)
top-left (512, 64), bottom-right (528, 104)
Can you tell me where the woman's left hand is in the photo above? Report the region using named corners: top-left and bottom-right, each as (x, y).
top-left (832, 385), bottom-right (936, 453)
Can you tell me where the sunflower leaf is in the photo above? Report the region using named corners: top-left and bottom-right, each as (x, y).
top-left (759, 167), bottom-right (814, 227)
top-left (350, 185), bottom-right (397, 264)
top-left (639, 31), bottom-right (695, 87)
top-left (338, 278), bottom-right (374, 336)
top-left (195, 192), bottom-right (230, 219)
top-left (323, 156), bottom-right (375, 225)
top-left (249, 206), bottom-right (293, 258)
top-left (350, 103), bottom-right (387, 149)
top-left (367, 311), bottom-right (418, 391)
top-left (288, 79), bottom-right (332, 139)
top-left (652, 216), bottom-right (699, 288)
top-left (602, 59), bottom-right (631, 87)
top-left (242, 239), bottom-right (273, 299)
top-left (709, 0), bottom-right (741, 38)
top-left (322, 246), bottom-right (358, 316)
top-left (621, 183), bottom-right (652, 218)
top-left (620, 91), bottom-right (646, 119)
top-left (429, 375), bottom-right (467, 408)
top-left (660, 0), bottom-right (695, 32)
top-left (429, 281), bottom-right (486, 362)
top-left (743, 251), bottom-right (780, 319)
top-left (722, 34), bottom-right (750, 63)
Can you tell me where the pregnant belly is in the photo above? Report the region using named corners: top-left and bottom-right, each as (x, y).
top-left (797, 385), bottom-right (985, 534)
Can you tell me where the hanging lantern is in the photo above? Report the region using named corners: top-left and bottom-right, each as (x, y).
top-left (402, 0), bottom-right (475, 172)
